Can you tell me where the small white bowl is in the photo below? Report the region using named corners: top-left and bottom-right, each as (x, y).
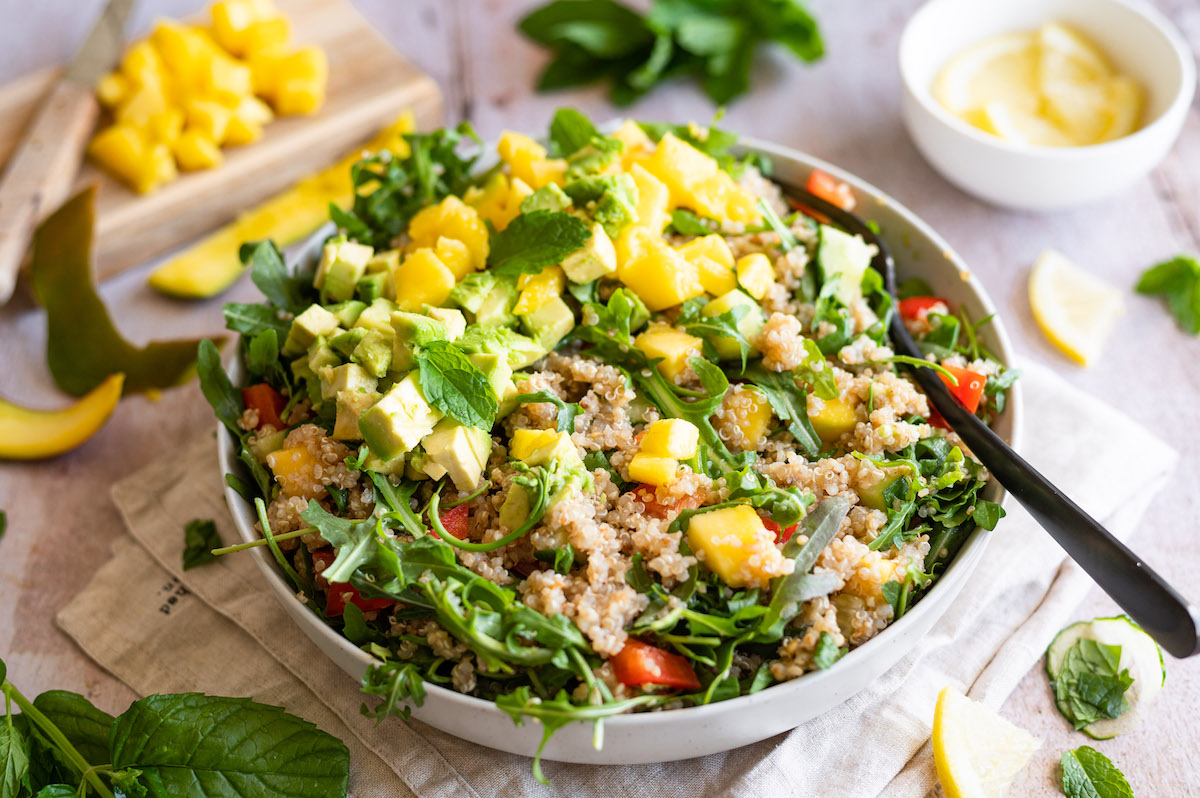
top-left (899, 0), bottom-right (1195, 211)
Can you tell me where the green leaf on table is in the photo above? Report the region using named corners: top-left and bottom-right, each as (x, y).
top-left (1135, 254), bottom-right (1200, 335)
top-left (109, 694), bottom-right (349, 797)
top-left (0, 720), bottom-right (30, 798)
top-left (182, 519), bottom-right (222, 571)
top-left (0, 511), bottom-right (6, 545)
top-left (31, 690), bottom-right (115, 769)
top-left (1061, 745), bottom-right (1134, 798)
top-left (30, 188), bottom-right (220, 397)
top-left (416, 340), bottom-right (499, 429)
top-left (519, 0), bottom-right (653, 59)
top-left (488, 210), bottom-right (593, 276)
top-left (1052, 639), bottom-right (1133, 730)
top-left (197, 339), bottom-right (244, 438)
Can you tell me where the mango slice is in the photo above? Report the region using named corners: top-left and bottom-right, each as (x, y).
top-left (0, 375), bottom-right (125, 460)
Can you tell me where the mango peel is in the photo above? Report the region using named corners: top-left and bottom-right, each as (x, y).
top-left (0, 374), bottom-right (124, 460)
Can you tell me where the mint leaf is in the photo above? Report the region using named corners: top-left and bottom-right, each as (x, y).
top-left (110, 694), bottom-right (349, 797)
top-left (668, 208), bottom-right (714, 236)
top-left (972, 500), bottom-right (1006, 531)
top-left (548, 107), bottom-right (600, 157)
top-left (1061, 746), bottom-right (1134, 798)
top-left (31, 691), bottom-right (114, 769)
top-left (1053, 639), bottom-right (1134, 730)
top-left (1135, 254), bottom-right (1200, 335)
top-left (416, 340), bottom-right (498, 429)
top-left (183, 519), bottom-right (222, 571)
top-left (488, 210), bottom-right (592, 276)
top-left (813, 631), bottom-right (845, 669)
top-left (519, 0), bottom-right (653, 58)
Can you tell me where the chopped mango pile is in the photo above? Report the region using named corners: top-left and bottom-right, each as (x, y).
top-left (629, 418), bottom-right (699, 486)
top-left (88, 0), bottom-right (329, 193)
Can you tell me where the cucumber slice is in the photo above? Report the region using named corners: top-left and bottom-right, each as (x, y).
top-left (1044, 615), bottom-right (1165, 740)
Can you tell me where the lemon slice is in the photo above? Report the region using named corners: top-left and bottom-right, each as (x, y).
top-left (1037, 23), bottom-right (1133, 145)
top-left (934, 32), bottom-right (1040, 116)
top-left (1038, 22), bottom-right (1112, 79)
top-left (1029, 249), bottom-right (1124, 366)
top-left (975, 101), bottom-right (1075, 147)
top-left (1098, 76), bottom-right (1144, 142)
top-left (933, 686), bottom-right (1042, 798)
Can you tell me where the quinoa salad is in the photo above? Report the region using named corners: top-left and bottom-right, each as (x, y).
top-left (200, 109), bottom-right (1014, 774)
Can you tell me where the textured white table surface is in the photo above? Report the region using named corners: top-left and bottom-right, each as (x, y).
top-left (1, 1), bottom-right (1198, 795)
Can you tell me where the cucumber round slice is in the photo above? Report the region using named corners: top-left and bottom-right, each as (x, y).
top-left (1044, 615), bottom-right (1165, 740)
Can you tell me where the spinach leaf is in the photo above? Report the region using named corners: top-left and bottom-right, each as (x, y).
top-left (1061, 746), bottom-right (1134, 798)
top-left (1135, 254), bottom-right (1200, 335)
top-left (30, 691), bottom-right (114, 770)
top-left (196, 339), bottom-right (243, 438)
top-left (182, 519), bottom-right (221, 571)
top-left (0, 719), bottom-right (29, 798)
top-left (512, 391), bottom-right (581, 433)
top-left (488, 210), bottom-right (593, 276)
top-left (241, 241), bottom-right (307, 313)
top-left (813, 631), bottom-right (845, 670)
top-left (109, 694), bottom-right (349, 797)
top-left (1052, 639), bottom-right (1133, 730)
top-left (416, 340), bottom-right (499, 429)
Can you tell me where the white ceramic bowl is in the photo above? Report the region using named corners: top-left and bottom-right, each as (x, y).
top-left (219, 138), bottom-right (1023, 764)
top-left (899, 0), bottom-right (1195, 210)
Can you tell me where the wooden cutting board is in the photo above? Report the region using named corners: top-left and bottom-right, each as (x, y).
top-left (0, 0), bottom-right (442, 281)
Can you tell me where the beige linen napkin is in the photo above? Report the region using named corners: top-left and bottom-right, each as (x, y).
top-left (58, 360), bottom-right (1178, 797)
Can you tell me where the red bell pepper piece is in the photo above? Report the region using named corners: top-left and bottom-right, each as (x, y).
top-left (241, 383), bottom-right (287, 431)
top-left (631, 483), bottom-right (703, 520)
top-left (432, 502), bottom-right (469, 540)
top-left (805, 169), bottom-right (856, 211)
top-left (611, 639), bottom-right (701, 690)
top-left (928, 364), bottom-right (987, 428)
top-left (898, 296), bottom-right (948, 321)
top-left (312, 548), bottom-right (395, 617)
top-left (761, 515), bottom-right (800, 544)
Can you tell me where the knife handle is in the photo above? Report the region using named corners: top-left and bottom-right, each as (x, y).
top-left (0, 79), bottom-right (99, 305)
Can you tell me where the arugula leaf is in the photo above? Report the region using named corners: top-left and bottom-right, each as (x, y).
top-left (740, 364), bottom-right (821, 457)
top-left (197, 339), bottom-right (244, 438)
top-left (681, 306), bottom-right (751, 368)
top-left (757, 497), bottom-right (847, 638)
top-left (813, 631), bottom-right (845, 670)
top-left (1052, 639), bottom-right (1134, 730)
top-left (109, 694), bottom-right (349, 797)
top-left (488, 210), bottom-right (593, 276)
top-left (361, 660), bottom-right (427, 723)
top-left (512, 391), bottom-right (581, 433)
top-left (222, 302), bottom-right (291, 338)
top-left (1061, 746), bottom-right (1134, 798)
top-left (625, 553), bottom-right (654, 593)
top-left (30, 691), bottom-right (115, 771)
top-left (301, 501), bottom-right (380, 584)
top-left (416, 340), bottom-right (499, 429)
top-left (182, 519), bottom-right (222, 571)
top-left (240, 240), bottom-right (308, 312)
top-left (668, 208), bottom-right (714, 235)
top-left (1135, 254), bottom-right (1200, 335)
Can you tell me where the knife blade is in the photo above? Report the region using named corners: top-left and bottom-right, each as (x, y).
top-left (0, 0), bottom-right (135, 304)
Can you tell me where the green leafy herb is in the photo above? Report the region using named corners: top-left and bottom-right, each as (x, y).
top-left (512, 391), bottom-right (581, 433)
top-left (197, 339), bottom-right (243, 437)
top-left (668, 209), bottom-right (714, 236)
top-left (241, 240), bottom-right (309, 313)
top-left (0, 511), bottom-right (6, 545)
top-left (757, 497), bottom-right (847, 639)
top-left (757, 198), bottom-right (798, 251)
top-left (222, 302), bottom-right (291, 338)
top-left (972, 500), bottom-right (1006, 531)
top-left (1052, 639), bottom-right (1134, 730)
top-left (416, 340), bottom-right (499, 429)
top-left (740, 364), bottom-right (821, 457)
top-left (487, 210), bottom-right (593, 276)
top-left (182, 518), bottom-right (222, 571)
top-left (1061, 746), bottom-right (1134, 798)
top-left (813, 631), bottom-right (845, 669)
top-left (678, 303), bottom-right (752, 368)
top-left (1135, 254), bottom-right (1200, 335)
top-left (547, 107), bottom-right (602, 157)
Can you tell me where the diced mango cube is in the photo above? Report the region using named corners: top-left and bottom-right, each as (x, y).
top-left (247, 47), bottom-right (285, 97)
top-left (205, 54), bottom-right (254, 105)
top-left (643, 133), bottom-right (760, 225)
top-left (266, 443), bottom-right (323, 498)
top-left (146, 109), bottom-right (184, 144)
top-left (224, 96), bottom-right (273, 145)
top-left (243, 16), bottom-right (290, 54)
top-left (619, 238), bottom-right (704, 312)
top-left (686, 505), bottom-right (780, 588)
top-left (463, 173), bottom-right (531, 232)
top-left (634, 323), bottom-right (702, 381)
top-left (120, 40), bottom-right (166, 89)
top-left (510, 428), bottom-right (579, 466)
top-left (173, 130), bottom-right (223, 171)
top-left (272, 47), bottom-right (328, 115)
top-left (148, 143), bottom-right (178, 189)
top-left (115, 81), bottom-right (170, 128)
top-left (736, 253), bottom-right (775, 300)
top-left (641, 419), bottom-right (699, 459)
top-left (612, 119), bottom-right (654, 169)
top-left (733, 386), bottom-right (773, 446)
top-left (514, 266), bottom-right (565, 315)
top-left (629, 163), bottom-right (670, 234)
top-left (89, 125), bottom-right (174, 194)
top-left (809, 396), bottom-right (859, 445)
top-left (614, 225), bottom-right (656, 270)
top-left (678, 234), bottom-right (736, 295)
top-left (211, 0), bottom-right (279, 55)
top-left (95, 72), bottom-right (128, 107)
top-left (498, 131), bottom-right (566, 189)
top-left (628, 453), bottom-right (679, 486)
top-left (407, 196), bottom-right (488, 271)
top-left (150, 21), bottom-right (217, 88)
top-left (186, 98), bottom-right (232, 143)
top-left (433, 237), bottom-right (472, 281)
top-left (390, 248), bottom-right (456, 312)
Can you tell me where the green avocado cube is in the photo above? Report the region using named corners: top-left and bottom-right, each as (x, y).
top-left (307, 338), bottom-right (342, 372)
top-left (520, 183), bottom-right (571, 214)
top-left (427, 307), bottom-right (466, 341)
top-left (519, 294), bottom-right (575, 353)
top-left (351, 330), bottom-right (393, 378)
top-left (317, 238), bottom-right (374, 302)
top-left (703, 289), bottom-right (766, 360)
top-left (564, 173), bottom-right (637, 237)
top-left (467, 352), bottom-right (512, 401)
top-left (327, 300), bottom-right (367, 328)
top-left (449, 272), bottom-right (498, 314)
top-left (475, 279), bottom-right (520, 328)
top-left (353, 298), bottom-right (399, 337)
top-left (358, 373), bottom-right (443, 462)
top-left (561, 223), bottom-right (616, 284)
top-left (356, 272), bottom-right (388, 303)
top-left (318, 362), bottom-right (377, 400)
top-left (333, 389), bottom-right (380, 441)
top-left (366, 249), bottom-right (400, 274)
top-left (283, 305), bottom-right (340, 356)
top-left (330, 327), bottom-right (369, 359)
top-left (408, 450), bottom-right (446, 481)
top-left (391, 311), bottom-right (447, 373)
top-left (421, 418), bottom-right (492, 491)
top-left (362, 451), bottom-right (406, 475)
top-left (818, 225), bottom-right (874, 307)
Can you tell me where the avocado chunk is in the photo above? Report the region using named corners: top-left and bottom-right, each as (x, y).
top-left (350, 330), bottom-right (392, 378)
top-left (563, 173), bottom-right (638, 237)
top-left (356, 272), bottom-right (388, 303)
top-left (366, 249), bottom-right (400, 274)
top-left (327, 300), bottom-right (367, 328)
top-left (352, 298), bottom-right (399, 337)
top-left (283, 305), bottom-right (339, 356)
top-left (421, 418), bottom-right (493, 490)
top-left (521, 183), bottom-right (572, 214)
top-left (467, 352), bottom-right (513, 400)
top-left (291, 357), bottom-right (323, 404)
top-left (561, 223), bottom-right (617, 284)
top-left (475, 278), bottom-right (520, 328)
top-left (307, 337), bottom-right (342, 372)
top-left (427, 307), bottom-right (466, 341)
top-left (519, 294), bottom-right (575, 352)
top-left (317, 237), bottom-right (374, 303)
top-left (459, 325), bottom-right (548, 369)
top-left (449, 272), bottom-right (498, 314)
top-left (330, 327), bottom-right (369, 359)
top-left (333, 389), bottom-right (380, 441)
top-left (818, 225), bottom-right (876, 307)
top-left (703, 289), bottom-right (766, 360)
top-left (362, 451), bottom-right (406, 476)
top-left (318, 362), bottom-right (378, 400)
top-left (407, 450), bottom-right (446, 481)
top-left (391, 311), bottom-right (447, 373)
top-left (358, 373), bottom-right (443, 461)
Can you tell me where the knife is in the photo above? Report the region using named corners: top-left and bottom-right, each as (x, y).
top-left (0, 0), bottom-right (134, 305)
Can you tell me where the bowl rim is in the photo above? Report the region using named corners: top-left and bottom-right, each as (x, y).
top-left (897, 0), bottom-right (1196, 159)
top-left (218, 135), bottom-right (1024, 730)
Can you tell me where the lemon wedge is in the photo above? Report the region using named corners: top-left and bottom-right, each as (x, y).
top-left (1029, 249), bottom-right (1124, 367)
top-left (974, 101), bottom-right (1076, 147)
top-left (933, 686), bottom-right (1041, 798)
top-left (934, 32), bottom-right (1040, 116)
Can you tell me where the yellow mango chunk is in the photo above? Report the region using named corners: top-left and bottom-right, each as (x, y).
top-left (612, 119), bottom-right (654, 169)
top-left (514, 266), bottom-right (565, 315)
top-left (629, 163), bottom-right (670, 234)
top-left (629, 453), bottom-right (679, 486)
top-left (88, 125), bottom-right (165, 194)
top-left (223, 96), bottom-right (274, 145)
top-left (634, 323), bottom-right (702, 381)
top-left (643, 133), bottom-right (761, 225)
top-left (407, 196), bottom-right (489, 271)
top-left (150, 21), bottom-right (217, 90)
top-left (686, 505), bottom-right (781, 588)
top-left (733, 386), bottom-right (773, 447)
top-left (95, 72), bottom-right (128, 107)
top-left (619, 238), bottom-right (704, 312)
top-left (614, 225), bottom-right (656, 270)
top-left (678, 234), bottom-right (736, 295)
top-left (206, 54), bottom-right (254, 105)
top-left (120, 40), bottom-right (166, 89)
top-left (391, 249), bottom-right (456, 312)
top-left (498, 131), bottom-right (566, 188)
top-left (266, 444), bottom-right (323, 498)
top-left (809, 396), bottom-right (859, 445)
top-left (185, 98), bottom-right (232, 143)
top-left (641, 418), bottom-right (699, 459)
top-left (173, 130), bottom-right (223, 171)
top-left (243, 16), bottom-right (290, 55)
top-left (510, 427), bottom-right (560, 461)
top-left (146, 109), bottom-right (184, 144)
top-left (736, 253), bottom-right (775, 300)
top-left (211, 0), bottom-right (279, 55)
top-left (115, 81), bottom-right (170, 128)
top-left (464, 173), bottom-right (532, 232)
top-left (271, 46), bottom-right (327, 115)
top-left (433, 237), bottom-right (472, 281)
top-left (0, 374), bottom-right (124, 461)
